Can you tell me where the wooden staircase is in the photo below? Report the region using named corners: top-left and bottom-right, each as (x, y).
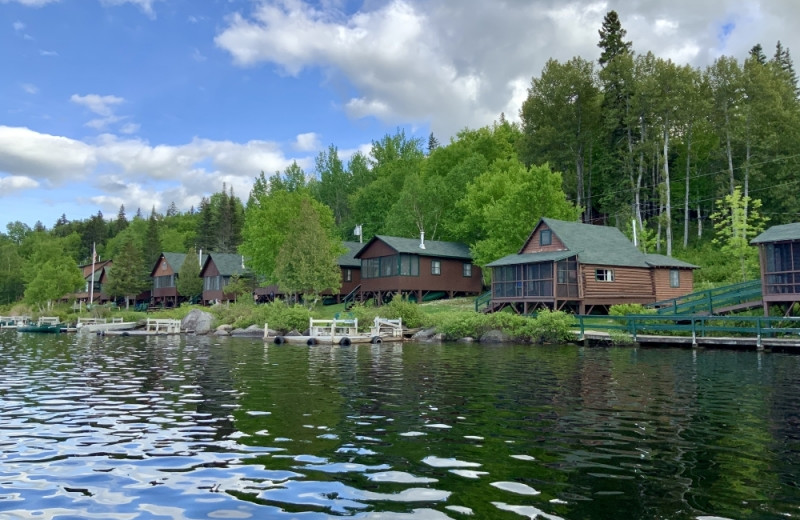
top-left (343, 284), bottom-right (361, 311)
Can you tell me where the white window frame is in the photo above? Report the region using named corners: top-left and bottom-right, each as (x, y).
top-left (431, 260), bottom-right (441, 276)
top-left (669, 269), bottom-right (680, 288)
top-left (595, 269), bottom-right (614, 282)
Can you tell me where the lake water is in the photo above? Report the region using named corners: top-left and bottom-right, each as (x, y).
top-left (1, 331), bottom-right (799, 520)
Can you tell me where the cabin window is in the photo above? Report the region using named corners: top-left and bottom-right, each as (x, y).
top-left (431, 260), bottom-right (441, 275)
top-left (154, 275), bottom-right (175, 289)
top-left (362, 255), bottom-right (418, 278)
top-left (540, 229), bottom-right (552, 246)
top-left (463, 263), bottom-right (472, 277)
top-left (161, 262), bottom-right (167, 271)
top-left (670, 269), bottom-right (680, 288)
top-left (345, 269), bottom-right (352, 282)
top-left (595, 269), bottom-right (614, 282)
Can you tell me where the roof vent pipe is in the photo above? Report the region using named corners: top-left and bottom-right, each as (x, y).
top-left (419, 231), bottom-right (426, 249)
top-left (199, 249), bottom-right (202, 265)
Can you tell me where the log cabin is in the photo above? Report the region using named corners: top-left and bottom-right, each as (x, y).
top-left (354, 234), bottom-right (482, 305)
top-left (751, 222), bottom-right (800, 316)
top-left (485, 218), bottom-right (697, 314)
top-left (150, 252), bottom-right (206, 307)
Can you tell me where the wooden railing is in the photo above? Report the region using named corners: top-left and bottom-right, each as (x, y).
top-left (574, 314), bottom-right (800, 347)
top-left (647, 279), bottom-right (762, 315)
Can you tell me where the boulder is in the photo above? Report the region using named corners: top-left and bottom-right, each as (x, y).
top-left (285, 329), bottom-right (302, 337)
top-left (412, 328), bottom-right (438, 340)
top-left (214, 329), bottom-right (230, 336)
top-left (232, 325), bottom-right (266, 337)
top-left (456, 337), bottom-right (475, 343)
top-left (479, 329), bottom-right (512, 344)
top-left (181, 309), bottom-right (214, 335)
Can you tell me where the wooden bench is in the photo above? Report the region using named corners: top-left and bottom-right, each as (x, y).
top-left (146, 318), bottom-right (181, 333)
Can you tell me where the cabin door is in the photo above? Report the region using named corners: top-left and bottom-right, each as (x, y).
top-left (556, 258), bottom-right (578, 298)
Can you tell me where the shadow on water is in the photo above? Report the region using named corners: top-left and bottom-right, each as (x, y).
top-left (1, 330), bottom-right (799, 519)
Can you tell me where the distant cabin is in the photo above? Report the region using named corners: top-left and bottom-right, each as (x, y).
top-left (751, 222), bottom-right (800, 316)
top-left (485, 217), bottom-right (697, 314)
top-left (150, 252), bottom-right (206, 307)
top-left (200, 253), bottom-right (250, 304)
top-left (331, 241), bottom-right (362, 302)
top-left (354, 234), bottom-right (482, 305)
top-left (68, 259), bottom-right (113, 304)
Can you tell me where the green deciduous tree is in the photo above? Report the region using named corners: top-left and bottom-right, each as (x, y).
top-left (456, 159), bottom-right (581, 268)
top-left (711, 187), bottom-right (768, 282)
top-left (274, 199), bottom-right (342, 307)
top-left (24, 256), bottom-right (84, 310)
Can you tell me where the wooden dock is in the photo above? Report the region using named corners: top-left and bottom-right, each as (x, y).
top-left (579, 330), bottom-right (800, 351)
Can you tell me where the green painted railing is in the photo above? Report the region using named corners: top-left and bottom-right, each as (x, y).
top-left (647, 279), bottom-right (762, 315)
top-left (574, 314), bottom-right (800, 344)
top-left (474, 291), bottom-right (492, 312)
top-left (342, 284), bottom-right (361, 310)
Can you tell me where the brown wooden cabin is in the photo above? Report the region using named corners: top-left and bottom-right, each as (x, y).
top-left (354, 234), bottom-right (482, 305)
top-left (200, 252), bottom-right (252, 305)
top-left (97, 263), bottom-right (150, 307)
top-left (485, 218), bottom-right (697, 314)
top-left (67, 259), bottom-right (113, 304)
top-left (150, 252), bottom-right (206, 307)
top-left (751, 222), bottom-right (800, 316)
top-left (331, 241), bottom-right (362, 302)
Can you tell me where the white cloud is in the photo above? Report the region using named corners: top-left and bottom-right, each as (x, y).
top-left (119, 122), bottom-right (140, 134)
top-left (21, 83), bottom-right (38, 94)
top-left (0, 175), bottom-right (39, 193)
top-left (0, 125), bottom-right (309, 215)
top-left (0, 126), bottom-right (96, 183)
top-left (294, 132), bottom-right (321, 152)
top-left (39, 49), bottom-right (58, 56)
top-left (214, 0), bottom-right (800, 140)
top-left (191, 48), bottom-right (207, 62)
top-left (70, 93), bottom-right (124, 117)
top-left (13, 21), bottom-right (25, 31)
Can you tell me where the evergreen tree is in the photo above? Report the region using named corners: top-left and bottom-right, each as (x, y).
top-left (105, 235), bottom-right (150, 309)
top-left (196, 197), bottom-right (215, 252)
top-left (427, 132), bottom-right (440, 154)
top-left (177, 247), bottom-right (203, 302)
top-left (750, 43), bottom-right (767, 65)
top-left (773, 40), bottom-right (799, 95)
top-left (597, 10), bottom-right (632, 67)
top-left (143, 207), bottom-right (161, 269)
top-left (166, 201), bottom-right (178, 217)
top-left (115, 204), bottom-right (129, 233)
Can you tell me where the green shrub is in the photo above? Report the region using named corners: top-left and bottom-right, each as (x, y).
top-left (609, 303), bottom-right (656, 316)
top-left (526, 309), bottom-right (576, 343)
top-left (384, 297), bottom-right (426, 328)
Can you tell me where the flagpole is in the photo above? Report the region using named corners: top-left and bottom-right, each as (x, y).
top-left (89, 242), bottom-right (96, 306)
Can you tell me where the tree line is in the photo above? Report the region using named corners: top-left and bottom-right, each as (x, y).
top-left (0, 10), bottom-right (789, 306)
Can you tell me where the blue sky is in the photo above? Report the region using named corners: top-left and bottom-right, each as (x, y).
top-left (2, 0), bottom-right (797, 231)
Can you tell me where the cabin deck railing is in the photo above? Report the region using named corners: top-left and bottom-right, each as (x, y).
top-left (647, 279), bottom-right (762, 315)
top-left (474, 291), bottom-right (492, 312)
top-left (343, 284), bottom-right (361, 310)
top-left (575, 314), bottom-right (800, 346)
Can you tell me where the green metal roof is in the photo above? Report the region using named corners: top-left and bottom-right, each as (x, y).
top-left (535, 217), bottom-right (650, 267)
top-left (487, 251), bottom-right (575, 267)
top-left (356, 235), bottom-right (473, 260)
top-left (644, 253), bottom-right (698, 269)
top-left (151, 252), bottom-right (208, 276)
top-left (203, 252), bottom-right (250, 277)
top-left (751, 222), bottom-right (800, 244)
top-left (338, 241), bottom-right (363, 268)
